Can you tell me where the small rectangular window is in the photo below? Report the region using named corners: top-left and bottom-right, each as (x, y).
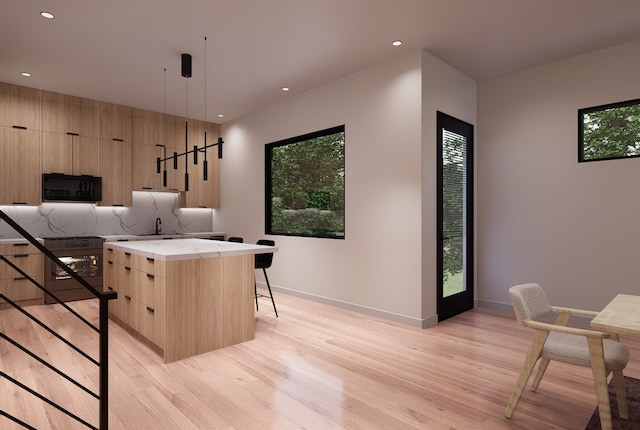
top-left (579, 98), bottom-right (640, 162)
top-left (265, 125), bottom-right (345, 239)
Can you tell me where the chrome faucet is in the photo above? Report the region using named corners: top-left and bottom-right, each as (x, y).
top-left (155, 217), bottom-right (162, 235)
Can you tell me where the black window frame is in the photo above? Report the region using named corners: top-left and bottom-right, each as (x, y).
top-left (578, 98), bottom-right (640, 162)
top-left (265, 125), bottom-right (345, 239)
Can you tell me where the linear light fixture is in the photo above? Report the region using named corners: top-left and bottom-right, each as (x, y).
top-left (155, 47), bottom-right (224, 192)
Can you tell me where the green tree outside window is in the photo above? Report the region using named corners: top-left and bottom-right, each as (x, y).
top-left (266, 126), bottom-right (345, 238)
top-left (580, 99), bottom-right (640, 162)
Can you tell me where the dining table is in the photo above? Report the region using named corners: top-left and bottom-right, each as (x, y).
top-left (589, 294), bottom-right (640, 430)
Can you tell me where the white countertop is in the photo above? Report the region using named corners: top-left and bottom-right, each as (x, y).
top-left (101, 232), bottom-right (226, 241)
top-left (0, 238), bottom-right (43, 245)
top-left (105, 238), bottom-right (278, 261)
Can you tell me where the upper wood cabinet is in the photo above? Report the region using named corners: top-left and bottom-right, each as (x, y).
top-left (41, 132), bottom-right (101, 176)
top-left (0, 126), bottom-right (41, 205)
top-left (40, 92), bottom-right (101, 179)
top-left (41, 93), bottom-right (99, 137)
top-left (132, 111), bottom-right (167, 190)
top-left (0, 83), bottom-right (40, 130)
top-left (100, 104), bottom-right (133, 142)
top-left (101, 139), bottom-right (133, 206)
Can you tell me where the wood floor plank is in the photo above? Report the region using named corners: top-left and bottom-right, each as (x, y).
top-left (2, 292), bottom-right (640, 429)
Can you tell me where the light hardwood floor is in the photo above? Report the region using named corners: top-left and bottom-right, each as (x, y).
top-left (2, 291), bottom-right (640, 429)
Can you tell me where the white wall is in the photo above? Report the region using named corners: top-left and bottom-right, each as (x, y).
top-left (219, 50), bottom-right (477, 326)
top-left (420, 53), bottom-right (477, 319)
top-left (220, 51), bottom-right (426, 325)
top-left (477, 39), bottom-right (640, 312)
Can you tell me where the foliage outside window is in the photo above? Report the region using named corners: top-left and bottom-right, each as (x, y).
top-left (265, 125), bottom-right (345, 239)
top-left (579, 98), bottom-right (640, 162)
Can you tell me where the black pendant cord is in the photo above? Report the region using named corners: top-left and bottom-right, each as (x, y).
top-left (184, 72), bottom-right (189, 191)
top-left (203, 36), bottom-right (209, 181)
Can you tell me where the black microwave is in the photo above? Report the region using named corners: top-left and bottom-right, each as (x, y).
top-left (42, 173), bottom-right (102, 202)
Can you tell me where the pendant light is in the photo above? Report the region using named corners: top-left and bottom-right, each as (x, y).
top-left (154, 45), bottom-right (223, 189)
top-left (182, 53), bottom-right (191, 191)
top-left (203, 36), bottom-right (209, 181)
top-left (156, 68), bottom-right (168, 187)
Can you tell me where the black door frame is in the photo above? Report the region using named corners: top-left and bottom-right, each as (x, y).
top-left (436, 111), bottom-right (474, 322)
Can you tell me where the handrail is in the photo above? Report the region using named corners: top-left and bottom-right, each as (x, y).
top-left (0, 209), bottom-right (116, 429)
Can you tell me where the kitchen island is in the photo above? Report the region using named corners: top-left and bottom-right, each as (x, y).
top-left (104, 238), bottom-right (277, 362)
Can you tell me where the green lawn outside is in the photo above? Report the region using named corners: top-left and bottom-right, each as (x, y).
top-left (443, 271), bottom-right (464, 297)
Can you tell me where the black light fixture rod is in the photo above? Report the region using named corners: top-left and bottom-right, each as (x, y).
top-left (156, 138), bottom-right (224, 164)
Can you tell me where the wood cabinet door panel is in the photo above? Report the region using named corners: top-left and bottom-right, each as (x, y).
top-left (42, 132), bottom-right (73, 174)
top-left (0, 94), bottom-right (40, 129)
top-left (0, 127), bottom-right (40, 205)
top-left (72, 136), bottom-right (101, 176)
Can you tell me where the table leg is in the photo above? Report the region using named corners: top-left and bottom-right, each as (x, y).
top-left (587, 337), bottom-right (612, 430)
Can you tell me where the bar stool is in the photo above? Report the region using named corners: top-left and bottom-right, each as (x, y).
top-left (227, 236), bottom-right (243, 243)
top-left (255, 239), bottom-right (277, 317)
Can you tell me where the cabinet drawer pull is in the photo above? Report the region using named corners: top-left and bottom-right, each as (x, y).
top-left (11, 202), bottom-right (27, 205)
top-left (146, 274), bottom-right (155, 280)
top-left (12, 125), bottom-right (27, 130)
top-left (14, 254), bottom-right (29, 258)
top-left (146, 306), bottom-right (155, 314)
top-left (13, 277), bottom-right (26, 281)
top-left (13, 243), bottom-right (28, 247)
top-left (108, 260), bottom-right (113, 265)
top-left (107, 287), bottom-right (114, 291)
top-left (124, 252), bottom-right (131, 256)
top-left (113, 138), bottom-right (124, 142)
top-left (124, 266), bottom-right (131, 271)
top-left (125, 295), bottom-right (131, 300)
top-left (66, 132), bottom-right (79, 136)
top-left (146, 257), bottom-right (154, 263)
top-left (107, 248), bottom-right (113, 251)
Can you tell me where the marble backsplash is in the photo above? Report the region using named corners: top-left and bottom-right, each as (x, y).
top-left (0, 191), bottom-right (214, 239)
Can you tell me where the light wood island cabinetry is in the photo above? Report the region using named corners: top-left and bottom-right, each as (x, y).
top-left (105, 239), bottom-right (276, 362)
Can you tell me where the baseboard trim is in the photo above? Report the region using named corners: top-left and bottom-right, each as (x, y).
top-left (258, 282), bottom-right (435, 329)
top-left (476, 298), bottom-right (592, 327)
top-left (476, 298), bottom-right (514, 314)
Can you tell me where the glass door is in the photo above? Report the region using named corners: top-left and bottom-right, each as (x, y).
top-left (437, 111), bottom-right (474, 322)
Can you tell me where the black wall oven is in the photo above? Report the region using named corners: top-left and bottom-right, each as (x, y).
top-left (43, 236), bottom-right (104, 304)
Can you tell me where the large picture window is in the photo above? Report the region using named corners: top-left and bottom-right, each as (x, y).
top-left (265, 125), bottom-right (345, 239)
top-left (579, 98), bottom-right (640, 162)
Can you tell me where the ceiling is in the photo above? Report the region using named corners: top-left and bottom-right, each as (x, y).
top-left (2, 0), bottom-right (640, 123)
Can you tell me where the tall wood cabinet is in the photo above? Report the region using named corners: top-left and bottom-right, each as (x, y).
top-left (0, 84), bottom-right (41, 205)
top-left (100, 104), bottom-right (133, 206)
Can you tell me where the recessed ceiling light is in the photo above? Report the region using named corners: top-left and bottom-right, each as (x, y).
top-left (40, 11), bottom-right (55, 19)
top-left (392, 40), bottom-right (402, 47)
top-left (282, 87), bottom-right (290, 92)
top-left (217, 114), bottom-right (224, 118)
top-left (21, 72), bottom-right (31, 77)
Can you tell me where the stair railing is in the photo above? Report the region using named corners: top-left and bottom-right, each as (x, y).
top-left (0, 209), bottom-right (117, 430)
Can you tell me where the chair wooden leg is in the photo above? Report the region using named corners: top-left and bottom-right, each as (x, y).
top-left (531, 357), bottom-right (550, 392)
top-left (587, 337), bottom-right (613, 430)
top-left (505, 330), bottom-right (547, 419)
top-left (613, 370), bottom-right (628, 420)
